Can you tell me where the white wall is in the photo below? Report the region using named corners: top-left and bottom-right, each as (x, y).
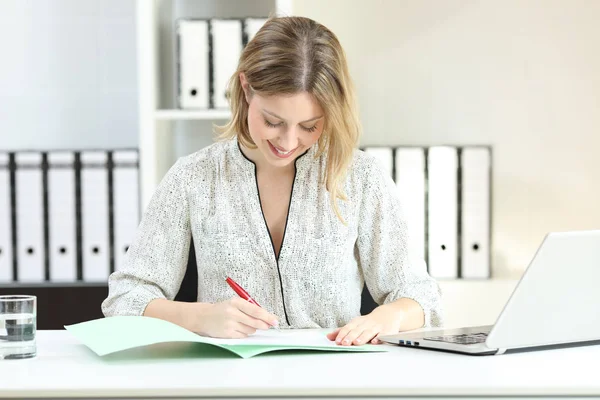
top-left (3, 0), bottom-right (598, 281)
top-left (0, 0), bottom-right (138, 151)
top-left (294, 0), bottom-right (600, 279)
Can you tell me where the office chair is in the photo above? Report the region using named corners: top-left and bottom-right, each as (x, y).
top-left (174, 239), bottom-right (378, 315)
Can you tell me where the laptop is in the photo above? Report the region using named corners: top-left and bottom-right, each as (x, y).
top-left (379, 229), bottom-right (600, 355)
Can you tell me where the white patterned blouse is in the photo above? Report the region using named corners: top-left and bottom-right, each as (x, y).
top-left (101, 138), bottom-right (443, 328)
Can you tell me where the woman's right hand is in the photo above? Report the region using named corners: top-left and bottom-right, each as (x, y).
top-left (191, 297), bottom-right (280, 339)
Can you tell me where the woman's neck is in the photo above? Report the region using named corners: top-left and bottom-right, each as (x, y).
top-left (240, 143), bottom-right (296, 176)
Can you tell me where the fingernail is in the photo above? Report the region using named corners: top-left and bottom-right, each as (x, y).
top-left (355, 338), bottom-right (361, 344)
top-left (343, 339), bottom-right (349, 345)
top-left (272, 320), bottom-right (279, 327)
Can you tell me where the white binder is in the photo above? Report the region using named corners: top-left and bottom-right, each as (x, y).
top-left (48, 152), bottom-right (77, 282)
top-left (244, 18), bottom-right (267, 43)
top-left (112, 150), bottom-right (140, 272)
top-left (0, 153), bottom-right (12, 282)
top-left (210, 19), bottom-right (243, 109)
top-left (395, 147), bottom-right (426, 263)
top-left (81, 151), bottom-right (110, 282)
top-left (460, 147), bottom-right (491, 279)
top-left (427, 146), bottom-right (458, 279)
top-left (364, 147), bottom-right (394, 179)
top-left (177, 19), bottom-right (210, 109)
top-left (15, 152), bottom-right (45, 282)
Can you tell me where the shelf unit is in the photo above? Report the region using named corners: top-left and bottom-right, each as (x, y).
top-left (0, 1), bottom-right (514, 331)
top-left (0, 283), bottom-right (108, 330)
top-left (155, 109), bottom-right (231, 120)
top-left (137, 0), bottom-right (292, 208)
top-left (132, 0), bottom-right (517, 328)
top-left (0, 0), bottom-right (291, 331)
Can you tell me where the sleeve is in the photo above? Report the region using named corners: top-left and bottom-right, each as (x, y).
top-left (356, 158), bottom-right (444, 328)
top-left (101, 158), bottom-right (192, 317)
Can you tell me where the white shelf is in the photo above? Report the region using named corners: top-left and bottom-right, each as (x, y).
top-left (155, 109), bottom-right (231, 120)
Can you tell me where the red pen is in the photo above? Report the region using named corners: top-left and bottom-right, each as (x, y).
top-left (225, 276), bottom-right (261, 306)
top-left (225, 276), bottom-right (279, 329)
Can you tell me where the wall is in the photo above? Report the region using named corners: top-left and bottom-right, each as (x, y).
top-left (2, 0), bottom-right (599, 281)
top-left (293, 0), bottom-right (600, 278)
top-left (0, 0), bottom-right (138, 151)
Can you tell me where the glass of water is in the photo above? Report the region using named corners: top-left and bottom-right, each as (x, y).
top-left (0, 295), bottom-right (36, 360)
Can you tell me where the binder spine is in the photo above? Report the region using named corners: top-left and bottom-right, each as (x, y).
top-left (426, 146), bottom-right (459, 279)
top-left (395, 146), bottom-right (427, 266)
top-left (15, 152), bottom-right (45, 282)
top-left (176, 21), bottom-right (182, 109)
top-left (48, 152), bottom-right (77, 282)
top-left (364, 147), bottom-right (394, 178)
top-left (460, 146), bottom-right (492, 279)
top-left (80, 151), bottom-right (110, 282)
top-left (112, 150), bottom-right (140, 273)
top-left (244, 18), bottom-right (268, 44)
top-left (177, 19), bottom-right (210, 109)
top-left (0, 153), bottom-right (14, 282)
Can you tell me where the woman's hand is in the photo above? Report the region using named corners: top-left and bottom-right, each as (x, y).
top-left (326, 303), bottom-right (404, 346)
top-left (190, 297), bottom-right (279, 339)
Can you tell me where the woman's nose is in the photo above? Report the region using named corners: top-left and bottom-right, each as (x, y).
top-left (277, 129), bottom-right (299, 150)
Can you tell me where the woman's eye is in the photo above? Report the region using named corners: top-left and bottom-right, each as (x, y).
top-left (302, 125), bottom-right (318, 133)
top-left (263, 119), bottom-right (281, 128)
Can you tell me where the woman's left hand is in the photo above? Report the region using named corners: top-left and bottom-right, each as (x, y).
top-left (326, 303), bottom-right (403, 346)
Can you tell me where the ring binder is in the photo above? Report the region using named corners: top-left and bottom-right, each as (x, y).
top-left (0, 152), bottom-right (13, 283)
top-left (48, 152), bottom-right (77, 282)
top-left (15, 152), bottom-right (45, 282)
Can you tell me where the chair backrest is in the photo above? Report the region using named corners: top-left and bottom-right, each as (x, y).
top-left (175, 239), bottom-right (378, 315)
top-left (174, 240), bottom-right (198, 303)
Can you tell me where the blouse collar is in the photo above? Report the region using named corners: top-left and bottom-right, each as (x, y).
top-left (232, 136), bottom-right (318, 173)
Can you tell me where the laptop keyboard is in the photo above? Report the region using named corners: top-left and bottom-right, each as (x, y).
top-left (424, 332), bottom-right (489, 345)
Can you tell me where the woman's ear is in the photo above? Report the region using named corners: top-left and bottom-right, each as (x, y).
top-left (239, 72), bottom-right (250, 103)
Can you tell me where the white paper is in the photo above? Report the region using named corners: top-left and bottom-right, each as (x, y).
top-left (201, 329), bottom-right (338, 347)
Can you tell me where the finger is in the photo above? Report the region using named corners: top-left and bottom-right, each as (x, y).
top-left (371, 338), bottom-right (381, 344)
top-left (353, 327), bottom-right (380, 346)
top-left (232, 298), bottom-right (279, 327)
top-left (335, 322), bottom-right (360, 345)
top-left (339, 325), bottom-right (368, 346)
top-left (233, 308), bottom-right (271, 330)
top-left (222, 300), bottom-right (269, 330)
top-left (233, 321), bottom-right (257, 336)
top-left (326, 329), bottom-right (341, 341)
top-left (217, 324), bottom-right (252, 339)
top-left (223, 319), bottom-right (256, 337)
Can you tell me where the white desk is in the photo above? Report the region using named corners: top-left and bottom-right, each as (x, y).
top-left (1, 329), bottom-right (599, 399)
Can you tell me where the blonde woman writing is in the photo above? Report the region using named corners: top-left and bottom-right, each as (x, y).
top-left (102, 16), bottom-right (443, 346)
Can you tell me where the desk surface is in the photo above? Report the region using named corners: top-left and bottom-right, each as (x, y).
top-left (1, 329), bottom-right (598, 399)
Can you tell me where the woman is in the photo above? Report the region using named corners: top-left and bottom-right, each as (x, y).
top-left (102, 15), bottom-right (443, 346)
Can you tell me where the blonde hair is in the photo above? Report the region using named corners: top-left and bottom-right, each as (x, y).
top-left (216, 16), bottom-right (361, 223)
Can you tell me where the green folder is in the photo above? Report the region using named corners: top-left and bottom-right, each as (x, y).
top-left (65, 316), bottom-right (390, 359)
